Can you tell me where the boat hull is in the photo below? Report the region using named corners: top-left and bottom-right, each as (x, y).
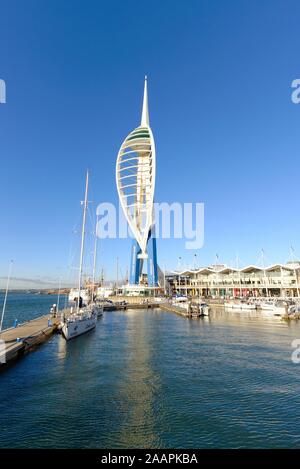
top-left (62, 315), bottom-right (97, 340)
top-left (201, 306), bottom-right (210, 316)
top-left (92, 305), bottom-right (104, 318)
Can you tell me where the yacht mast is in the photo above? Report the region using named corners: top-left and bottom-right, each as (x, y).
top-left (57, 277), bottom-right (61, 314)
top-left (91, 215), bottom-right (98, 301)
top-left (0, 260), bottom-right (13, 332)
top-left (78, 170), bottom-right (89, 310)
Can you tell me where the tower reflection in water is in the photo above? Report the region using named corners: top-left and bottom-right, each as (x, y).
top-left (116, 309), bottom-right (163, 448)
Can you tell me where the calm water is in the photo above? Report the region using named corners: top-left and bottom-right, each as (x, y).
top-left (0, 292), bottom-right (67, 329)
top-left (1, 294), bottom-right (300, 448)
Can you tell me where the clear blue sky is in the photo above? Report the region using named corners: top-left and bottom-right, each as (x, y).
top-left (1, 0), bottom-right (300, 288)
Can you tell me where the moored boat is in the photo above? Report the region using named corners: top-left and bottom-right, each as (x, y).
top-left (92, 303), bottom-right (104, 317)
top-left (62, 307), bottom-right (97, 340)
top-left (259, 299), bottom-right (291, 316)
top-left (260, 299), bottom-right (277, 311)
top-left (224, 301), bottom-right (257, 310)
top-left (61, 171), bottom-right (98, 341)
top-left (199, 303), bottom-right (210, 316)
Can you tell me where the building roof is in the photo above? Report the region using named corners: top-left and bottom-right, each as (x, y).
top-left (172, 262), bottom-right (298, 276)
top-left (240, 265), bottom-right (263, 273)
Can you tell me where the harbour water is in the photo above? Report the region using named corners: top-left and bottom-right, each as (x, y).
top-left (0, 292), bottom-right (65, 330)
top-left (1, 294), bottom-right (300, 448)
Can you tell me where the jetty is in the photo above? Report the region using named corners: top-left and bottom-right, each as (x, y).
top-left (0, 314), bottom-right (58, 369)
top-left (160, 302), bottom-right (209, 318)
top-left (160, 303), bottom-right (190, 317)
top-left (124, 301), bottom-right (159, 309)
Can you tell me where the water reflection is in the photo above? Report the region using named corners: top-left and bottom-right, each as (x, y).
top-left (116, 310), bottom-right (162, 448)
top-left (1, 307), bottom-right (300, 448)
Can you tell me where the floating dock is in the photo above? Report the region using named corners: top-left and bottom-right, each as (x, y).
top-left (159, 303), bottom-right (190, 317)
top-left (124, 302), bottom-right (159, 309)
top-left (102, 301), bottom-right (158, 311)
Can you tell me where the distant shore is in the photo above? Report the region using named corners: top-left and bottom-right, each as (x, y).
top-left (0, 289), bottom-right (70, 295)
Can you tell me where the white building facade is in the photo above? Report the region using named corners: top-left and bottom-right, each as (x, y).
top-left (172, 262), bottom-right (300, 298)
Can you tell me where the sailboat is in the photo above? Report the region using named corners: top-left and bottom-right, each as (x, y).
top-left (61, 171), bottom-right (97, 340)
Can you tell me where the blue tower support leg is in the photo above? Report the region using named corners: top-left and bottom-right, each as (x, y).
top-left (146, 228), bottom-right (158, 287)
top-left (129, 238), bottom-right (143, 284)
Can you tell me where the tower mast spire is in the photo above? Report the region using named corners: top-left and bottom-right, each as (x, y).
top-left (141, 75), bottom-right (149, 127)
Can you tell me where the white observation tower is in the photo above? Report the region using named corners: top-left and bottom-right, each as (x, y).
top-left (116, 76), bottom-right (158, 286)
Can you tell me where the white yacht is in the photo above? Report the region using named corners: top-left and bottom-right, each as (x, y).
top-left (92, 303), bottom-right (104, 318)
top-left (260, 299), bottom-right (277, 311)
top-left (61, 171), bottom-right (98, 341)
top-left (259, 299), bottom-right (289, 316)
top-left (199, 303), bottom-right (210, 316)
top-left (273, 301), bottom-right (289, 316)
top-left (62, 306), bottom-right (97, 340)
top-left (224, 301), bottom-right (256, 310)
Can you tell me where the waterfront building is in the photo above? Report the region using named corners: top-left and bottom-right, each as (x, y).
top-left (169, 261), bottom-right (300, 298)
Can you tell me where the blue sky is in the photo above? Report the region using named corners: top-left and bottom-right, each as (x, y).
top-left (1, 0), bottom-right (300, 288)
